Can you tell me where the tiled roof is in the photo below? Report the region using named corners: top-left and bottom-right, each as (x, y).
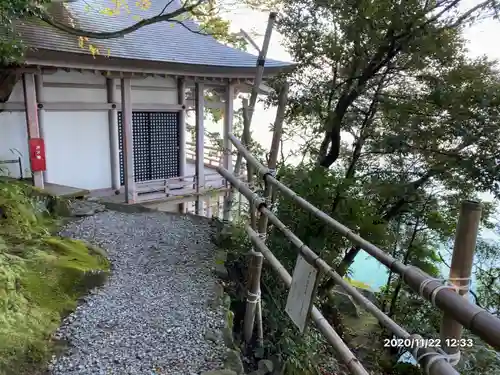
top-left (15, 0), bottom-right (294, 71)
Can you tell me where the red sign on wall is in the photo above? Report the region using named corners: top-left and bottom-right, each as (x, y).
top-left (28, 138), bottom-right (46, 172)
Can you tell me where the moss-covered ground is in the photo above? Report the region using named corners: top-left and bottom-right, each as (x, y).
top-left (0, 179), bottom-right (109, 375)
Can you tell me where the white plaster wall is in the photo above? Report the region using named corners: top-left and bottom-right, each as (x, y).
top-left (44, 111), bottom-right (111, 190)
top-left (0, 112), bottom-right (31, 178)
top-left (43, 71), bottom-right (107, 103)
top-left (43, 71), bottom-right (110, 189)
top-left (116, 76), bottom-right (178, 105)
top-left (0, 81), bottom-right (31, 178)
top-left (0, 71), bottom-right (180, 189)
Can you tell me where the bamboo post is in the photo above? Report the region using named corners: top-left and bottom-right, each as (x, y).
top-left (246, 12), bottom-right (276, 125)
top-left (440, 200), bottom-right (481, 361)
top-left (220, 144), bottom-right (500, 349)
top-left (245, 226), bottom-right (369, 375)
top-left (226, 99), bottom-right (254, 225)
top-left (253, 82), bottom-right (289, 346)
top-left (245, 103), bottom-right (257, 231)
top-left (243, 251), bottom-right (264, 344)
top-left (257, 82), bottom-right (289, 236)
top-left (218, 166), bottom-right (460, 375)
top-left (226, 11), bottom-right (275, 224)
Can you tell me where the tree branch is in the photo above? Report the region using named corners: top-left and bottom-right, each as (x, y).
top-left (39, 0), bottom-right (204, 39)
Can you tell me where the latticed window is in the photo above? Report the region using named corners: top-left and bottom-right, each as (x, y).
top-left (118, 112), bottom-right (180, 184)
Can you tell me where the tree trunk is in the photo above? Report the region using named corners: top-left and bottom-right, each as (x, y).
top-left (0, 71), bottom-right (20, 113)
top-left (336, 245), bottom-right (361, 276)
top-left (387, 217), bottom-right (420, 318)
top-left (381, 217), bottom-right (402, 314)
top-left (319, 168), bottom-right (437, 295)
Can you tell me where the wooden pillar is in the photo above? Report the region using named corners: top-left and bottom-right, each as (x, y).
top-left (23, 73), bottom-right (44, 188)
top-left (120, 78), bottom-right (136, 203)
top-left (34, 74), bottom-right (47, 183)
top-left (222, 82), bottom-right (235, 222)
top-left (107, 78), bottom-right (121, 193)
top-left (440, 200), bottom-right (481, 363)
top-left (194, 82), bottom-right (205, 215)
top-left (177, 78), bottom-right (187, 213)
top-left (206, 197), bottom-right (212, 217)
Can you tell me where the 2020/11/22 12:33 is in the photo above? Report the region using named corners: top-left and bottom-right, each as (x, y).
top-left (383, 338), bottom-right (474, 349)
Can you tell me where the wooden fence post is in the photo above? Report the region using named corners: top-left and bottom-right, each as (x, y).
top-left (257, 82), bottom-right (289, 236)
top-left (440, 200), bottom-right (481, 361)
top-left (244, 251), bottom-right (264, 344)
top-left (251, 82), bottom-right (289, 347)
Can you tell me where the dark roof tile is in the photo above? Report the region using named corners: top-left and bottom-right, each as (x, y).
top-left (15, 0), bottom-right (294, 70)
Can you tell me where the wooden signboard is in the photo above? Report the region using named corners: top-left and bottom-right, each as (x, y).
top-left (285, 254), bottom-right (319, 333)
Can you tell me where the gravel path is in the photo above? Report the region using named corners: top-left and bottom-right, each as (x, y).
top-left (50, 210), bottom-right (226, 375)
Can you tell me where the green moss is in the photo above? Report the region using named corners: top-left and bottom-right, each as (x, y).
top-left (0, 180), bottom-right (109, 375)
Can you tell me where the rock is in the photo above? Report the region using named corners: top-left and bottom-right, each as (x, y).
top-left (254, 346), bottom-right (265, 359)
top-left (209, 283), bottom-right (225, 309)
top-left (215, 249), bottom-right (227, 262)
top-left (50, 197), bottom-right (72, 216)
top-left (224, 349), bottom-right (244, 375)
top-left (69, 199), bottom-right (106, 217)
top-left (214, 263), bottom-right (229, 280)
top-left (204, 329), bottom-right (219, 343)
top-left (330, 286), bottom-right (360, 317)
top-left (75, 210), bottom-right (96, 217)
top-left (357, 287), bottom-right (379, 306)
top-left (258, 359), bottom-right (274, 374)
top-left (201, 370), bottom-right (237, 375)
top-left (222, 294), bottom-right (231, 309)
top-left (222, 327), bottom-right (236, 349)
top-left (247, 359), bottom-right (274, 375)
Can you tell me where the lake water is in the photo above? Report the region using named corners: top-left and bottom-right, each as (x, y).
top-left (351, 226), bottom-right (500, 294)
top-left (350, 248), bottom-right (458, 291)
top-left (350, 250), bottom-right (390, 290)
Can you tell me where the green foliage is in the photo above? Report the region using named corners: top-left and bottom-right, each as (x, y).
top-left (473, 238), bottom-right (500, 318)
top-left (276, 0), bottom-right (500, 167)
top-left (0, 180), bottom-right (109, 375)
top-left (269, 163), bottom-right (393, 270)
top-left (261, 1), bottom-right (500, 371)
top-left (0, 0), bottom-right (49, 65)
top-left (216, 222), bottom-right (337, 374)
top-left (390, 363), bottom-right (422, 375)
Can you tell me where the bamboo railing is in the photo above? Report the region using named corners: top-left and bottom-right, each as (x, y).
top-left (213, 134), bottom-right (500, 375)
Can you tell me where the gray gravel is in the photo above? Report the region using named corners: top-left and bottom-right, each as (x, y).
top-left (50, 210), bottom-right (226, 375)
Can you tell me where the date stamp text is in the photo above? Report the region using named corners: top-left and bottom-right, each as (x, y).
top-left (383, 338), bottom-right (474, 349)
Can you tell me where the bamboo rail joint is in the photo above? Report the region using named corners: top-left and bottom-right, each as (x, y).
top-left (225, 134), bottom-right (500, 352)
top-left (217, 165), bottom-right (460, 375)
